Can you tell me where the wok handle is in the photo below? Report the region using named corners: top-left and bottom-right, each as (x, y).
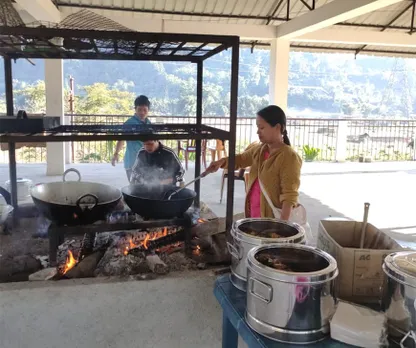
top-left (63, 168), bottom-right (81, 182)
top-left (76, 194), bottom-right (98, 211)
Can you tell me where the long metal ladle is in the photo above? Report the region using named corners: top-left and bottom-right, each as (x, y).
top-left (163, 172), bottom-right (207, 200)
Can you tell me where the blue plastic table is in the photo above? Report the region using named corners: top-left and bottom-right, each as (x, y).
top-left (213, 274), bottom-right (353, 348)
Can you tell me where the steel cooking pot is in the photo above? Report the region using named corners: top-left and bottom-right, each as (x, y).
top-left (228, 218), bottom-right (305, 291)
top-left (246, 244), bottom-right (338, 344)
top-left (382, 251), bottom-right (416, 346)
top-left (31, 168), bottom-right (122, 225)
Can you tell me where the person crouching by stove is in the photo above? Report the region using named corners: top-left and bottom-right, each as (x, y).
top-left (130, 140), bottom-right (185, 186)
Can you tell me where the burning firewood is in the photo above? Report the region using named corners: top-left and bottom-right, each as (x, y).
top-left (146, 254), bottom-right (169, 275)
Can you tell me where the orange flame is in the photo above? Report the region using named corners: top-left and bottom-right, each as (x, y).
top-left (198, 218), bottom-right (207, 223)
top-left (62, 250), bottom-right (77, 274)
top-left (123, 228), bottom-right (174, 255)
top-left (143, 234), bottom-right (151, 249)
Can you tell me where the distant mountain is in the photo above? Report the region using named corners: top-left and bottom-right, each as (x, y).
top-left (1, 48), bottom-right (414, 118)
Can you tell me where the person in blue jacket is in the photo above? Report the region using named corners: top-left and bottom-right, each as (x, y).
top-left (111, 95), bottom-right (152, 181)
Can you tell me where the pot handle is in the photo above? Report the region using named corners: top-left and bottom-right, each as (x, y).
top-left (76, 194), bottom-right (98, 211)
top-left (227, 241), bottom-right (242, 261)
top-left (63, 168), bottom-right (82, 182)
top-left (248, 277), bottom-right (273, 304)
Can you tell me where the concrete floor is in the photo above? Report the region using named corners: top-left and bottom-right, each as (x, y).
top-left (0, 271), bottom-right (222, 348)
top-left (0, 161), bottom-right (416, 348)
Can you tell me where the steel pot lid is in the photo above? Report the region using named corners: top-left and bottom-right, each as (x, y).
top-left (232, 218), bottom-right (305, 244)
top-left (384, 251), bottom-right (416, 288)
top-left (247, 244), bottom-right (338, 285)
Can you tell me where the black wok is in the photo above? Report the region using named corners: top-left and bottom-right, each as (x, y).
top-left (31, 168), bottom-right (122, 225)
top-left (121, 184), bottom-right (196, 219)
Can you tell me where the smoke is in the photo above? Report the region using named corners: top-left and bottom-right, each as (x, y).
top-left (132, 166), bottom-right (176, 187)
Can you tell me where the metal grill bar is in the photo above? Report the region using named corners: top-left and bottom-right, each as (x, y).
top-left (0, 124), bottom-right (231, 143)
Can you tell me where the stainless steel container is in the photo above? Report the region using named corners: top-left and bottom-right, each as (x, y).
top-left (246, 244), bottom-right (338, 344)
top-left (382, 251), bottom-right (416, 347)
top-left (228, 218), bottom-right (305, 291)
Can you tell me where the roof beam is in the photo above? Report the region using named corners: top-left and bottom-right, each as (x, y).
top-left (276, 0), bottom-right (405, 39)
top-left (294, 28), bottom-right (416, 48)
top-left (15, 0), bottom-right (60, 23)
top-left (89, 14), bottom-right (277, 40)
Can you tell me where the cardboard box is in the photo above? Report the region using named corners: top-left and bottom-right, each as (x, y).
top-left (317, 218), bottom-right (404, 304)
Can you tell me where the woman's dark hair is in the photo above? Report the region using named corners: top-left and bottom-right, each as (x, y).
top-left (257, 105), bottom-right (291, 146)
top-left (134, 95), bottom-right (151, 108)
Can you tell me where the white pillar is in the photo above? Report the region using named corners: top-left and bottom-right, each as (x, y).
top-left (269, 39), bottom-right (290, 112)
top-left (45, 59), bottom-right (65, 175)
top-left (335, 120), bottom-right (348, 162)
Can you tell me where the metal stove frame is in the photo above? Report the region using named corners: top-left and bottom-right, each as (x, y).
top-left (0, 28), bottom-right (239, 233)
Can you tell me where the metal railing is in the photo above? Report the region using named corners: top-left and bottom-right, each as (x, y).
top-left (0, 115), bottom-right (415, 164)
top-left (346, 119), bottom-right (416, 161)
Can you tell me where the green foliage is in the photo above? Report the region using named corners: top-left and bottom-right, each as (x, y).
top-left (303, 145), bottom-right (320, 162)
top-left (15, 81), bottom-right (46, 113)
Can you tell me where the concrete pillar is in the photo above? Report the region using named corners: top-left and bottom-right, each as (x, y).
top-left (269, 39), bottom-right (290, 112)
top-left (335, 120), bottom-right (348, 162)
top-left (45, 59), bottom-right (65, 175)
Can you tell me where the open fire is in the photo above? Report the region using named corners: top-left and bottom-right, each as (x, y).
top-left (62, 250), bottom-right (77, 274)
top-left (59, 226), bottom-right (184, 277)
top-left (48, 209), bottom-right (225, 281)
top-left (123, 227), bottom-right (169, 255)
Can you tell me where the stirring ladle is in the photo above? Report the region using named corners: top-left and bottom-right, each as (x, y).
top-left (162, 173), bottom-right (207, 200)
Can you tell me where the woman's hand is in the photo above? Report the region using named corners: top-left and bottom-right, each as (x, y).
top-left (111, 153), bottom-right (119, 166)
top-left (280, 201), bottom-right (293, 221)
top-left (204, 158), bottom-right (226, 175)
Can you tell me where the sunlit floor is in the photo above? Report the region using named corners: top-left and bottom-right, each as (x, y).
top-left (0, 161), bottom-right (415, 348)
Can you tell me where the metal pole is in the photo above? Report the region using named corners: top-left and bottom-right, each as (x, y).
top-left (4, 57), bottom-right (13, 116)
top-left (194, 61), bottom-right (203, 208)
top-left (69, 75), bottom-right (75, 163)
top-left (286, 0), bottom-right (291, 21)
top-left (8, 142), bottom-right (18, 210)
top-left (4, 58), bottom-right (18, 216)
top-left (226, 39), bottom-right (239, 233)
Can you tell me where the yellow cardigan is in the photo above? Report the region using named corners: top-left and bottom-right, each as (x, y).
top-left (222, 143), bottom-right (302, 218)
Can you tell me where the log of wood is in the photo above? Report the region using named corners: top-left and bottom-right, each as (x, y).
top-left (192, 212), bottom-right (245, 238)
top-left (64, 249), bottom-right (105, 279)
top-left (217, 212), bottom-right (245, 233)
top-left (146, 254), bottom-right (169, 275)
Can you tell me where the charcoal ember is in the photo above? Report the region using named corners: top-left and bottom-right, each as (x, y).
top-left (94, 248), bottom-right (150, 277)
top-left (160, 252), bottom-right (197, 272)
top-left (57, 239), bottom-right (82, 266)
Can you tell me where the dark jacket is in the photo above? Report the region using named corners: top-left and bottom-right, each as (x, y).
top-left (130, 142), bottom-right (185, 185)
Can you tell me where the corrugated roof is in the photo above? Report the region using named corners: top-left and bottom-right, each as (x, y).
top-left (51, 0), bottom-right (416, 57)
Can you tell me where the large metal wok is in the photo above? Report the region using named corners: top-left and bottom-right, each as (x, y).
top-left (31, 168), bottom-right (122, 225)
top-left (121, 184), bottom-right (196, 219)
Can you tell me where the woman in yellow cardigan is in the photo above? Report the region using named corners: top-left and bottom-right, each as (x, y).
top-left (205, 105), bottom-right (302, 221)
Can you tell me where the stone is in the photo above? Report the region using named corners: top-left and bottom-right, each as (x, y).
top-left (197, 263), bottom-right (206, 270)
top-left (128, 273), bottom-right (158, 281)
top-left (10, 254), bottom-right (42, 275)
top-left (29, 267), bottom-right (57, 281)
